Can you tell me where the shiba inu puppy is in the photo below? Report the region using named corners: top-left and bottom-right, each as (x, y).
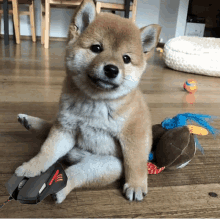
top-left (15, 0), bottom-right (161, 203)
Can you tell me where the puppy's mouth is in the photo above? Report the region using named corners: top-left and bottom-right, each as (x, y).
top-left (88, 75), bottom-right (119, 90)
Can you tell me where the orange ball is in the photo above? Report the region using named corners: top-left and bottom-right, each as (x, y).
top-left (183, 79), bottom-right (197, 93)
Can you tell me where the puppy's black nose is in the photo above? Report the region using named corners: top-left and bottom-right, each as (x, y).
top-left (104, 64), bottom-right (119, 79)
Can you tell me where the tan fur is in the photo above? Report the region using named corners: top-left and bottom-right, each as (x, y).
top-left (16, 0), bottom-right (161, 203)
top-left (119, 90), bottom-right (152, 193)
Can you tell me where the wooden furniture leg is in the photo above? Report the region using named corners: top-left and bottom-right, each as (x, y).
top-left (44, 0), bottom-right (50, 49)
top-left (41, 0), bottom-right (45, 44)
top-left (29, 0), bottom-right (36, 42)
top-left (131, 0), bottom-right (137, 23)
top-left (0, 4), bottom-right (1, 38)
top-left (12, 0), bottom-right (20, 44)
top-left (96, 2), bottom-right (101, 13)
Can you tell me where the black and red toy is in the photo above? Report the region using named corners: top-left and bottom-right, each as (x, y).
top-left (1, 162), bottom-right (67, 208)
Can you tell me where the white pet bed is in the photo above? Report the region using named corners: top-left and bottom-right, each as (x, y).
top-left (163, 36), bottom-right (220, 77)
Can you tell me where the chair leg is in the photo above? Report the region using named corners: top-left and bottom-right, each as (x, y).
top-left (12, 0), bottom-right (20, 44)
top-left (131, 0), bottom-right (137, 23)
top-left (44, 0), bottom-right (50, 49)
top-left (29, 0), bottom-right (36, 42)
top-left (96, 2), bottom-right (101, 13)
top-left (41, 0), bottom-right (45, 44)
top-left (0, 4), bottom-right (1, 36)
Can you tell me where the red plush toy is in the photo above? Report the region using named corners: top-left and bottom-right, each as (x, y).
top-left (147, 162), bottom-right (165, 174)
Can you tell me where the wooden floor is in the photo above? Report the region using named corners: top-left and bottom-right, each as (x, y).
top-left (1, 39), bottom-right (220, 217)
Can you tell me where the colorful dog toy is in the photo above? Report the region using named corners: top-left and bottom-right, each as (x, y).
top-left (147, 113), bottom-right (219, 174)
top-left (147, 162), bottom-right (165, 174)
top-left (183, 79), bottom-right (197, 93)
top-left (156, 47), bottom-right (163, 53)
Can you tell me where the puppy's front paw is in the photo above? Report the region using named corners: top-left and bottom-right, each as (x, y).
top-left (15, 161), bottom-right (44, 177)
top-left (123, 183), bottom-right (148, 201)
top-left (51, 188), bottom-right (67, 204)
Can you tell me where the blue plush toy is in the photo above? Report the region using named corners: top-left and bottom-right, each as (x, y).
top-left (148, 113), bottom-right (219, 172)
top-left (161, 113), bottom-right (219, 154)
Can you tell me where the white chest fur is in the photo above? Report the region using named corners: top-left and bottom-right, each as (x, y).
top-left (57, 92), bottom-right (124, 157)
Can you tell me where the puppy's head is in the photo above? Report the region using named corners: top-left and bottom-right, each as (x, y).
top-left (66, 0), bottom-right (161, 100)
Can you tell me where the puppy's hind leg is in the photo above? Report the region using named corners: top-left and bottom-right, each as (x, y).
top-left (52, 153), bottom-right (123, 204)
top-left (17, 114), bottom-right (53, 140)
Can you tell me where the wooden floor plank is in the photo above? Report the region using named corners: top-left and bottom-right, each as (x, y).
top-left (1, 184), bottom-right (220, 217)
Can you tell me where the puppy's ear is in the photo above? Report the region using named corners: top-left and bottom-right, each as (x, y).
top-left (140, 24), bottom-right (162, 59)
top-left (67, 0), bottom-right (96, 43)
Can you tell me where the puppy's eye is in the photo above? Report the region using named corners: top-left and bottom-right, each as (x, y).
top-left (90, 44), bottom-right (103, 53)
top-left (123, 55), bottom-right (131, 64)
